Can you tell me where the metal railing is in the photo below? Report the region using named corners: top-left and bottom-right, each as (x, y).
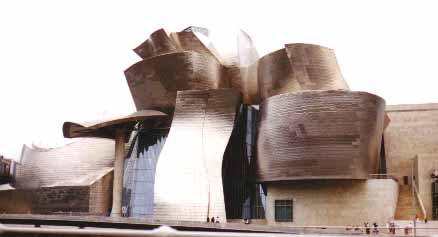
top-left (413, 180), bottom-right (428, 220)
top-left (2, 224), bottom-right (438, 237)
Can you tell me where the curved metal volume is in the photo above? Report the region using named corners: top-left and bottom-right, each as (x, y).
top-left (125, 52), bottom-right (227, 114)
top-left (256, 90), bottom-right (385, 181)
top-left (154, 89), bottom-right (240, 222)
top-left (62, 110), bottom-right (167, 140)
top-left (16, 138), bottom-right (115, 189)
top-left (258, 44), bottom-right (349, 100)
top-left (133, 29), bottom-right (220, 62)
top-left (133, 29), bottom-right (178, 60)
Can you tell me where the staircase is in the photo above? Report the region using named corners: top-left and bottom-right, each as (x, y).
top-left (395, 185), bottom-right (424, 220)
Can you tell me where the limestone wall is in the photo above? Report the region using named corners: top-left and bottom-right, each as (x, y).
top-left (414, 154), bottom-right (438, 220)
top-left (32, 186), bottom-right (90, 214)
top-left (266, 179), bottom-right (398, 226)
top-left (89, 170), bottom-right (113, 216)
top-left (0, 190), bottom-right (32, 213)
top-left (0, 171), bottom-right (113, 216)
top-left (385, 104), bottom-right (438, 183)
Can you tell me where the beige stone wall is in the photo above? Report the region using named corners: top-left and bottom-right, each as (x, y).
top-left (89, 170), bottom-right (113, 216)
top-left (0, 190), bottom-right (32, 213)
top-left (385, 104), bottom-right (438, 183)
top-left (266, 179), bottom-right (398, 226)
top-left (414, 154), bottom-right (438, 220)
top-left (32, 186), bottom-right (90, 214)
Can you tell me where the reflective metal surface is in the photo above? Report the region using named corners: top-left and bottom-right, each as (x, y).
top-left (134, 29), bottom-right (177, 59)
top-left (258, 44), bottom-right (349, 101)
top-left (125, 52), bottom-right (226, 114)
top-left (256, 90), bottom-right (386, 181)
top-left (16, 139), bottom-right (115, 189)
top-left (154, 89), bottom-right (240, 222)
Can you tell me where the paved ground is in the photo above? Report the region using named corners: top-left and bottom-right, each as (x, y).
top-left (1, 214), bottom-right (438, 236)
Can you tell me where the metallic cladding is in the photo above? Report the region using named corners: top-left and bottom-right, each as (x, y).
top-left (124, 51), bottom-right (227, 114)
top-left (258, 44), bottom-right (349, 101)
top-left (256, 90), bottom-right (386, 181)
top-left (153, 89), bottom-right (240, 222)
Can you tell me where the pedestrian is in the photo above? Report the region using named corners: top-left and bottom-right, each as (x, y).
top-left (211, 217), bottom-right (215, 223)
top-left (373, 222), bottom-right (379, 234)
top-left (207, 217), bottom-right (210, 223)
top-left (425, 217), bottom-right (428, 224)
top-left (216, 216), bottom-right (220, 223)
top-left (364, 222), bottom-right (370, 234)
top-left (404, 222), bottom-right (412, 235)
top-left (389, 220), bottom-right (396, 234)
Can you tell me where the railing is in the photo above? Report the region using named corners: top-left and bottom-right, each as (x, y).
top-left (413, 181), bottom-right (428, 219)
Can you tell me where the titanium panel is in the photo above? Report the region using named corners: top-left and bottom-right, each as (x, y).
top-left (258, 44), bottom-right (349, 100)
top-left (124, 51), bottom-right (227, 114)
top-left (153, 89), bottom-right (240, 222)
top-left (133, 29), bottom-right (177, 59)
top-left (16, 138), bottom-right (115, 189)
top-left (224, 30), bottom-right (260, 104)
top-left (169, 31), bottom-right (222, 62)
top-left (226, 62), bottom-right (259, 104)
top-left (256, 90), bottom-right (385, 181)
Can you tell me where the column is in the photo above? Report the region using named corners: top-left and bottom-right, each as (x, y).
top-left (111, 128), bottom-right (125, 217)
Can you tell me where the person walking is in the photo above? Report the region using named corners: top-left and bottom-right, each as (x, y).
top-left (215, 216), bottom-right (220, 223)
top-left (211, 217), bottom-right (215, 223)
top-left (389, 220), bottom-right (396, 234)
top-left (364, 222), bottom-right (370, 235)
top-left (373, 222), bottom-right (379, 234)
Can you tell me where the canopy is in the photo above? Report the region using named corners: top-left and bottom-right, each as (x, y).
top-left (63, 110), bottom-right (167, 140)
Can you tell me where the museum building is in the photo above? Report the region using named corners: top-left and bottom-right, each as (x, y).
top-left (0, 27), bottom-right (436, 226)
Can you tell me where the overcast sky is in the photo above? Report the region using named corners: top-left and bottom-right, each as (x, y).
top-left (1, 0), bottom-right (437, 160)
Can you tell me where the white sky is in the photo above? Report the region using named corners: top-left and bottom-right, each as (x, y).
top-left (1, 0), bottom-right (438, 160)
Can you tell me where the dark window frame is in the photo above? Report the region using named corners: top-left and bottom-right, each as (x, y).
top-left (274, 199), bottom-right (293, 222)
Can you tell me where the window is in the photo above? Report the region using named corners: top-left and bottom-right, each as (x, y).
top-left (275, 200), bottom-right (293, 222)
top-left (403, 176), bottom-right (409, 185)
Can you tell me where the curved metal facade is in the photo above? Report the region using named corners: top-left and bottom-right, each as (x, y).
top-left (256, 90), bottom-right (386, 181)
top-left (226, 62), bottom-right (259, 104)
top-left (258, 44), bottom-right (349, 101)
top-left (133, 29), bottom-right (178, 59)
top-left (153, 89), bottom-right (240, 222)
top-left (16, 138), bottom-right (115, 189)
top-left (120, 27), bottom-right (389, 222)
top-left (125, 51), bottom-right (227, 113)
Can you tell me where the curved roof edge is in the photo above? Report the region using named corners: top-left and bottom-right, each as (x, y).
top-left (63, 110), bottom-right (167, 139)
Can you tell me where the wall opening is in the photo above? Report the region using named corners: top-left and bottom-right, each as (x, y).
top-left (274, 199), bottom-right (293, 222)
top-left (403, 176), bottom-right (409, 185)
top-left (433, 181), bottom-right (438, 220)
top-left (223, 105), bottom-right (266, 220)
